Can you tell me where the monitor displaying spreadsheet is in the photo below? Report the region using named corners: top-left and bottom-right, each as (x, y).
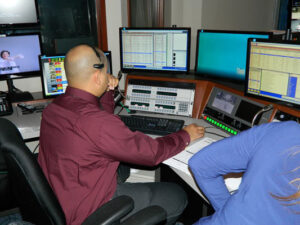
top-left (245, 39), bottom-right (300, 108)
top-left (119, 27), bottom-right (191, 73)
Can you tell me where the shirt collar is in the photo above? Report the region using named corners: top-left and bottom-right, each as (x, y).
top-left (65, 86), bottom-right (100, 106)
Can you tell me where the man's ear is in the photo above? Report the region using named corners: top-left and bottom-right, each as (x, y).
top-left (93, 70), bottom-right (102, 86)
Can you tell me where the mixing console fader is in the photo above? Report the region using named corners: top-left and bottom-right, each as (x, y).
top-left (125, 79), bottom-right (195, 117)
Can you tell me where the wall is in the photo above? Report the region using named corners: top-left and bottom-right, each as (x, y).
top-left (201, 0), bottom-right (279, 31)
top-left (167, 0), bottom-right (203, 71)
top-left (105, 0), bottom-right (125, 88)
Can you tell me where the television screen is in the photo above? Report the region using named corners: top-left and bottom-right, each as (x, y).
top-left (195, 30), bottom-right (271, 81)
top-left (0, 33), bottom-right (41, 78)
top-left (120, 27), bottom-right (191, 73)
top-left (245, 38), bottom-right (300, 108)
top-left (0, 0), bottom-right (38, 25)
top-left (40, 51), bottom-right (113, 98)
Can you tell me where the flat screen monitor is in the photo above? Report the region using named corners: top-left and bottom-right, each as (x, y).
top-left (0, 0), bottom-right (38, 26)
top-left (245, 38), bottom-right (300, 109)
top-left (195, 30), bottom-right (272, 81)
top-left (40, 51), bottom-right (113, 98)
top-left (119, 27), bottom-right (191, 73)
top-left (0, 33), bottom-right (41, 79)
top-left (290, 0), bottom-right (300, 32)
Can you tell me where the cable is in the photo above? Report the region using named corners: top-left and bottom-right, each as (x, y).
top-left (205, 131), bottom-right (228, 139)
top-left (251, 104), bottom-right (273, 127)
top-left (119, 102), bottom-right (131, 114)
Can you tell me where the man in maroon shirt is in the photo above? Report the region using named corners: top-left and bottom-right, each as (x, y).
top-left (38, 45), bottom-right (205, 225)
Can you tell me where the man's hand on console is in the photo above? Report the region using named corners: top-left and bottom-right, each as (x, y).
top-left (183, 124), bottom-right (205, 142)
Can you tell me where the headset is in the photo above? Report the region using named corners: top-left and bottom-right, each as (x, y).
top-left (89, 45), bottom-right (104, 70)
top-left (89, 45), bottom-right (127, 102)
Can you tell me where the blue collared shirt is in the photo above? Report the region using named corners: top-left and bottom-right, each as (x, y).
top-left (189, 121), bottom-right (300, 225)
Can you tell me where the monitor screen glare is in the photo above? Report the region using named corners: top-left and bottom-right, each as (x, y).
top-left (120, 28), bottom-right (190, 73)
top-left (0, 34), bottom-right (41, 77)
top-left (0, 0), bottom-right (38, 25)
top-left (195, 30), bottom-right (270, 81)
top-left (246, 39), bottom-right (300, 107)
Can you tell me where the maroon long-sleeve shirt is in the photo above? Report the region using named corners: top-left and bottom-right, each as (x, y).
top-left (38, 86), bottom-right (190, 225)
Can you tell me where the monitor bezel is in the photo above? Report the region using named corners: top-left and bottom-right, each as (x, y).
top-left (40, 51), bottom-right (113, 99)
top-left (244, 38), bottom-right (300, 109)
top-left (194, 29), bottom-right (273, 83)
top-left (119, 27), bottom-right (191, 74)
top-left (0, 32), bottom-right (42, 81)
top-left (0, 0), bottom-right (39, 27)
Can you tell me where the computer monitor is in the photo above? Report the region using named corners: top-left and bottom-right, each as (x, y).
top-left (245, 39), bottom-right (300, 109)
top-left (290, 0), bottom-right (300, 32)
top-left (0, 0), bottom-right (39, 26)
top-left (40, 51), bottom-right (113, 98)
top-left (195, 30), bottom-right (272, 81)
top-left (0, 33), bottom-right (42, 79)
top-left (119, 27), bottom-right (191, 73)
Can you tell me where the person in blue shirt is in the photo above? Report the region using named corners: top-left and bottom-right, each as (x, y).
top-left (189, 121), bottom-right (300, 225)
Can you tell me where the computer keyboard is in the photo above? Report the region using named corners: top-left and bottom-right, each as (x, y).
top-left (18, 102), bottom-right (49, 115)
top-left (119, 115), bottom-right (185, 136)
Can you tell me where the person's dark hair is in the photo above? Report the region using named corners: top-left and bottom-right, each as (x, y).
top-left (0, 50), bottom-right (10, 58)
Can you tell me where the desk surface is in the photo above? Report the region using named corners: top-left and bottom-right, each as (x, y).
top-left (118, 109), bottom-right (242, 201)
top-left (4, 102), bottom-right (242, 204)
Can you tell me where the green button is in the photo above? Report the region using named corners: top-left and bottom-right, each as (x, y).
top-left (234, 131), bottom-right (237, 135)
top-left (225, 127), bottom-right (228, 131)
top-left (222, 125), bottom-right (225, 129)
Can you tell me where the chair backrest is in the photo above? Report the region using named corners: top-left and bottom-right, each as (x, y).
top-left (0, 118), bottom-right (66, 225)
top-left (0, 144), bottom-right (17, 211)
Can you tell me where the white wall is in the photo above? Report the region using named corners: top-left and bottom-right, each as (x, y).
top-left (168, 0), bottom-right (203, 71)
top-left (201, 0), bottom-right (279, 31)
top-left (105, 0), bottom-right (125, 89)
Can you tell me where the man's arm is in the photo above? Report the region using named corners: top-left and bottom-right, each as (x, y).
top-left (99, 74), bottom-right (119, 113)
top-left (80, 113), bottom-right (204, 166)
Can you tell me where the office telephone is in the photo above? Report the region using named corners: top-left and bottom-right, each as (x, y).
top-left (0, 92), bottom-right (13, 116)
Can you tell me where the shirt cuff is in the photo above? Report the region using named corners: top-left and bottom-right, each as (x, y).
top-left (176, 129), bottom-right (190, 149)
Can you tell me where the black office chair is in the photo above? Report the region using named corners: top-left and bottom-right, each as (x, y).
top-left (0, 118), bottom-right (166, 225)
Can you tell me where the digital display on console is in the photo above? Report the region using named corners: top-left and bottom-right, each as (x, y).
top-left (235, 100), bottom-right (262, 123)
top-left (212, 90), bottom-right (237, 114)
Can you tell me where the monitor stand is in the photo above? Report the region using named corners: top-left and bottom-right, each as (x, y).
top-left (6, 79), bottom-right (33, 102)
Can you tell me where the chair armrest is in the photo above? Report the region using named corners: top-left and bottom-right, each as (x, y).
top-left (121, 205), bottom-right (167, 225)
top-left (82, 195), bottom-right (134, 225)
